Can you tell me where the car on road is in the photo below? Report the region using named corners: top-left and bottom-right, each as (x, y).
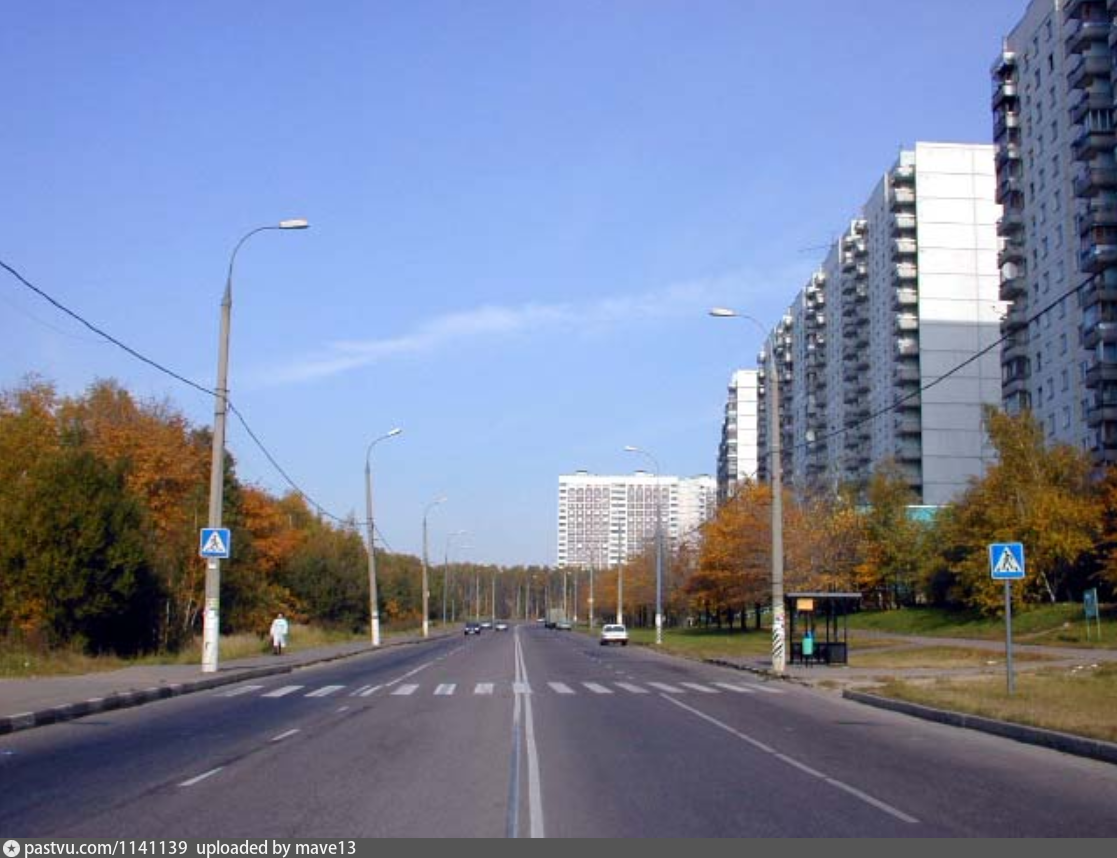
top-left (494, 621), bottom-right (509, 631)
top-left (555, 619), bottom-right (573, 631)
top-left (480, 620), bottom-right (493, 630)
top-left (464, 622), bottom-right (481, 635)
top-left (600, 624), bottom-right (628, 646)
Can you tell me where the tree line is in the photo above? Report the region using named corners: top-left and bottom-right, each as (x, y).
top-left (0, 377), bottom-right (553, 655)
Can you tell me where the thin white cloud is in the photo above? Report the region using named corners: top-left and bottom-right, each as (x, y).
top-left (266, 274), bottom-right (748, 384)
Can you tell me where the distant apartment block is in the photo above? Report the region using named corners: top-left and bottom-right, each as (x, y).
top-left (994, 0), bottom-right (1116, 462)
top-left (716, 369), bottom-right (760, 503)
top-left (757, 143), bottom-right (1002, 504)
top-left (556, 472), bottom-right (716, 569)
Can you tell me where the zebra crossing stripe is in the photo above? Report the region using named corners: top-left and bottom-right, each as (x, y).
top-left (615, 682), bottom-right (649, 694)
top-left (222, 685), bottom-right (264, 697)
top-left (434, 684), bottom-right (456, 696)
top-left (713, 682), bottom-right (757, 694)
top-left (582, 682), bottom-right (613, 695)
top-left (359, 685), bottom-right (382, 697)
top-left (548, 682), bottom-right (575, 695)
top-left (680, 683), bottom-right (718, 694)
top-left (392, 684), bottom-right (419, 696)
top-left (351, 685), bottom-right (373, 697)
top-left (262, 685), bottom-right (303, 698)
top-left (474, 683), bottom-right (495, 695)
top-left (306, 685), bottom-right (345, 698)
top-left (646, 682), bottom-right (684, 694)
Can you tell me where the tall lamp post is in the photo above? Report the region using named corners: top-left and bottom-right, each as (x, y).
top-left (710, 308), bottom-right (785, 674)
top-left (202, 218), bottom-right (308, 674)
top-left (365, 428), bottom-right (402, 646)
top-left (624, 445), bottom-right (665, 645)
top-left (443, 529), bottom-right (469, 626)
top-left (421, 496), bottom-right (446, 638)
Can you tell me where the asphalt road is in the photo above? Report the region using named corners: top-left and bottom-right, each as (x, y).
top-left (2, 624), bottom-right (1116, 837)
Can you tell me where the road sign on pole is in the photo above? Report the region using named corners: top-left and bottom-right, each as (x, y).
top-left (200, 528), bottom-right (232, 559)
top-left (989, 542), bottom-right (1026, 695)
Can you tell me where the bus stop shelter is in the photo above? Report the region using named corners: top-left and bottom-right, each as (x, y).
top-left (786, 592), bottom-right (861, 666)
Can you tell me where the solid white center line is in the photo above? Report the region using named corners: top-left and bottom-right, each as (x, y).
top-left (548, 682), bottom-right (575, 695)
top-left (262, 685), bottom-right (302, 698)
top-left (222, 685), bottom-right (264, 697)
top-left (392, 684), bottom-right (419, 696)
top-left (582, 682), bottom-right (613, 695)
top-left (475, 683), bottom-right (495, 695)
top-left (513, 682), bottom-right (532, 695)
top-left (179, 767), bottom-right (223, 787)
top-left (714, 682), bottom-right (757, 694)
top-left (681, 682), bottom-right (719, 694)
top-left (616, 682), bottom-right (649, 694)
top-left (306, 685), bottom-right (345, 698)
top-left (647, 682), bottom-right (684, 694)
top-left (270, 729), bottom-right (300, 743)
top-left (660, 695), bottom-right (919, 825)
top-left (434, 684), bottom-right (456, 696)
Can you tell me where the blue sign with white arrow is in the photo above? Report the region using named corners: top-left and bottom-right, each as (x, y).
top-left (988, 543), bottom-right (1025, 580)
top-left (200, 528), bottom-right (232, 559)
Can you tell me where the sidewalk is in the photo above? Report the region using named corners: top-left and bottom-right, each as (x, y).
top-left (0, 632), bottom-right (449, 735)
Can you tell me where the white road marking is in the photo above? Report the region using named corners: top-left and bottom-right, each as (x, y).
top-left (616, 682), bottom-right (649, 694)
top-left (647, 682), bottom-right (684, 694)
top-left (336, 706), bottom-right (350, 712)
top-left (392, 684), bottom-right (419, 696)
top-left (681, 682), bottom-right (719, 694)
top-left (548, 682), bottom-right (575, 695)
top-left (714, 682), bottom-right (757, 694)
top-left (385, 661), bottom-right (435, 688)
top-left (514, 629), bottom-right (545, 838)
top-left (359, 685), bottom-right (383, 698)
top-left (306, 685), bottom-right (345, 698)
top-left (351, 685), bottom-right (374, 697)
top-left (221, 685), bottom-right (264, 697)
top-left (434, 684), bottom-right (456, 696)
top-left (582, 682), bottom-right (613, 695)
top-left (661, 695), bottom-right (919, 825)
top-left (513, 682), bottom-right (532, 695)
top-left (262, 685), bottom-right (303, 698)
top-left (179, 767), bottom-right (223, 787)
top-left (270, 729), bottom-right (300, 743)
top-left (475, 683), bottom-right (495, 695)
top-left (751, 684), bottom-right (784, 695)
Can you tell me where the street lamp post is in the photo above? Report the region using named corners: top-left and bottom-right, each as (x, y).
top-left (421, 496), bottom-right (446, 638)
top-left (710, 308), bottom-right (786, 674)
top-left (443, 529), bottom-right (469, 626)
top-left (365, 428), bottom-right (402, 647)
top-left (624, 445), bottom-right (664, 645)
top-left (202, 219), bottom-right (308, 674)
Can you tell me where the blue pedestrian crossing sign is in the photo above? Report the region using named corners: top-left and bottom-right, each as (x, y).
top-left (989, 543), bottom-right (1025, 580)
top-left (200, 528), bottom-right (232, 559)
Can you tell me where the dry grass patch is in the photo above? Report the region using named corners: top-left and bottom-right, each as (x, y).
top-left (850, 646), bottom-right (1053, 670)
top-left (875, 663), bottom-right (1117, 744)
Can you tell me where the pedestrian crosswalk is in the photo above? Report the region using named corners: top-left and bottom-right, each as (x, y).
top-left (220, 678), bottom-right (784, 701)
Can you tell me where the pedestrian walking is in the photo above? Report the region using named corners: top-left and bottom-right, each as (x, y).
top-left (269, 613), bottom-right (289, 655)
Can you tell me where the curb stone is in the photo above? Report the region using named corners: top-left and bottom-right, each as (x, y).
top-left (843, 689), bottom-right (1117, 767)
top-left (0, 633), bottom-right (450, 736)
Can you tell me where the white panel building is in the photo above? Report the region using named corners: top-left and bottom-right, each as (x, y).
top-left (716, 369), bottom-right (760, 503)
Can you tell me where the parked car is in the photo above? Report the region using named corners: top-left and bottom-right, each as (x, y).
top-left (600, 624), bottom-right (628, 646)
top-left (464, 622), bottom-right (481, 635)
top-left (494, 621), bottom-right (509, 631)
top-left (555, 619), bottom-right (573, 631)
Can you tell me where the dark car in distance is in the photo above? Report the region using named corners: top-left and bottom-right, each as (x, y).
top-left (464, 621), bottom-right (481, 635)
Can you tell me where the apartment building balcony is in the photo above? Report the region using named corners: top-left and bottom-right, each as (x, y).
top-left (1087, 403), bottom-right (1117, 427)
top-left (1069, 88), bottom-right (1115, 126)
top-left (997, 209), bottom-right (1025, 238)
top-left (891, 187), bottom-right (916, 209)
top-left (890, 214), bottom-right (916, 238)
top-left (1000, 274), bottom-right (1027, 302)
top-left (896, 415), bottom-right (922, 436)
top-left (895, 362), bottom-right (921, 384)
top-left (994, 108), bottom-right (1021, 143)
top-left (997, 172), bottom-right (1024, 204)
top-left (1001, 306), bottom-right (1028, 335)
top-left (1083, 320), bottom-right (1117, 349)
top-left (1077, 202), bottom-right (1117, 235)
top-left (894, 237), bottom-right (918, 257)
top-left (1073, 166), bottom-right (1117, 197)
top-left (1079, 243), bottom-right (1117, 273)
top-left (896, 440), bottom-right (922, 463)
top-left (998, 241), bottom-right (1026, 269)
top-left (1068, 51), bottom-right (1113, 91)
top-left (896, 336), bottom-right (919, 357)
top-left (1086, 359), bottom-right (1117, 387)
top-left (995, 141), bottom-right (1023, 173)
top-left (992, 78), bottom-right (1019, 111)
top-left (892, 164), bottom-right (916, 186)
top-left (1065, 0), bottom-right (1099, 20)
top-left (1003, 333), bottom-right (1030, 364)
top-left (1066, 17), bottom-right (1112, 56)
top-left (894, 263), bottom-right (919, 283)
top-left (992, 49), bottom-right (1017, 78)
top-left (895, 313), bottom-right (919, 333)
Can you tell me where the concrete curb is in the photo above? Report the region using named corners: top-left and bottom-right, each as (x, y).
top-left (843, 689), bottom-right (1117, 767)
top-left (0, 633), bottom-right (449, 737)
top-left (703, 657), bottom-right (809, 687)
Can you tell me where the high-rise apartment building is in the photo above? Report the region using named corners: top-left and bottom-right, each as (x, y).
top-left (757, 143), bottom-right (1002, 504)
top-left (556, 472), bottom-right (715, 569)
top-left (994, 0), bottom-right (1115, 462)
top-left (716, 369), bottom-right (760, 503)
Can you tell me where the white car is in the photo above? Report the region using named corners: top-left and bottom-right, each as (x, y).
top-left (599, 624), bottom-right (628, 646)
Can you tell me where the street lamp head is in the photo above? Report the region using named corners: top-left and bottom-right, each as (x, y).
top-left (623, 445), bottom-right (640, 453)
top-left (709, 307), bottom-right (739, 318)
top-left (387, 428), bottom-right (403, 437)
top-left (278, 219), bottom-right (310, 230)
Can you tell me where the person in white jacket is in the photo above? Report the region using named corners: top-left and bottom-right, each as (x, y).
top-left (269, 613), bottom-right (289, 655)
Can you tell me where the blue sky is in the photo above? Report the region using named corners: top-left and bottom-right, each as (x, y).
top-left (2, 0), bottom-right (1026, 565)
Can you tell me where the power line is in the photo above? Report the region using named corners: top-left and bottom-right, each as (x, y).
top-left (1, 256), bottom-right (352, 525)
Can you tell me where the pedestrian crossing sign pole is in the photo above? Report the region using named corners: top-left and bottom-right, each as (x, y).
top-left (989, 542), bottom-right (1025, 695)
